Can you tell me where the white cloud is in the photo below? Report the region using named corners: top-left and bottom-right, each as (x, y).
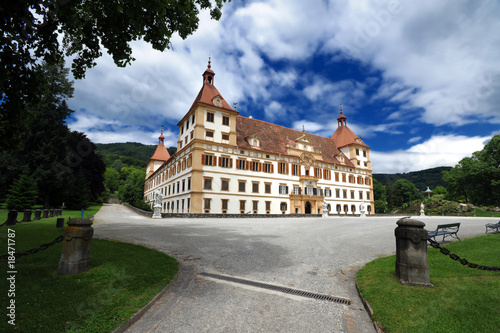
top-left (370, 134), bottom-right (491, 173)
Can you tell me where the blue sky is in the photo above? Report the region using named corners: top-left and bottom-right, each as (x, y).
top-left (66, 0), bottom-right (500, 173)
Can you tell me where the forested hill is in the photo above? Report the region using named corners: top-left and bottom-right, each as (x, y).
top-left (95, 142), bottom-right (177, 168)
top-left (373, 166), bottom-right (452, 191)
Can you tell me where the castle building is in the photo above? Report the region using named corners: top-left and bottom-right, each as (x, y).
top-left (144, 60), bottom-right (374, 215)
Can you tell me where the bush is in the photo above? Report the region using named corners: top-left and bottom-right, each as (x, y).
top-left (132, 200), bottom-right (153, 212)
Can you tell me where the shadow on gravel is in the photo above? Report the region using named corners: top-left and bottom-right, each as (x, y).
top-left (93, 222), bottom-right (294, 275)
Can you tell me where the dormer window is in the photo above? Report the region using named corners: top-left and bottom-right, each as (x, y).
top-left (252, 139), bottom-right (259, 147)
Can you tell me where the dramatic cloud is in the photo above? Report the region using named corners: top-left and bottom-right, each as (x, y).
top-left (66, 0), bottom-right (499, 173)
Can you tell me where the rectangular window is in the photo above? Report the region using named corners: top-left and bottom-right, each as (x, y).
top-left (203, 155), bottom-right (214, 166)
top-left (187, 154), bottom-right (192, 167)
top-left (363, 150), bottom-right (367, 157)
top-left (222, 115), bottom-right (229, 126)
top-left (292, 164), bottom-right (300, 176)
top-left (305, 187), bottom-right (314, 195)
top-left (252, 161), bottom-right (260, 171)
top-left (335, 172), bottom-right (339, 182)
top-left (279, 185), bottom-right (289, 194)
top-left (342, 173), bottom-right (346, 182)
top-left (187, 178), bottom-right (191, 191)
top-left (220, 156), bottom-right (230, 168)
top-left (222, 199), bottom-right (228, 211)
top-left (186, 120), bottom-right (189, 130)
top-left (314, 168), bottom-right (322, 178)
top-left (192, 114), bottom-right (195, 124)
top-left (351, 190), bottom-right (355, 199)
top-left (278, 162), bottom-right (288, 174)
top-left (263, 163), bottom-right (272, 173)
top-left (204, 198), bottom-right (211, 212)
top-left (221, 179), bottom-right (229, 191)
top-left (238, 180), bottom-right (246, 192)
top-left (187, 198), bottom-right (190, 212)
top-left (252, 200), bottom-right (258, 213)
top-left (367, 192), bottom-right (371, 200)
top-left (190, 131), bottom-right (194, 140)
top-left (324, 169), bottom-right (331, 180)
top-left (293, 186), bottom-right (301, 195)
top-left (182, 180), bottom-right (185, 192)
top-left (204, 178), bottom-right (212, 190)
top-left (280, 202), bottom-right (287, 211)
top-left (343, 190), bottom-right (347, 198)
top-left (359, 191), bottom-right (363, 200)
top-left (240, 200), bottom-right (246, 213)
top-left (237, 159), bottom-right (246, 170)
top-left (252, 182), bottom-right (259, 193)
top-left (177, 181), bottom-right (180, 193)
top-left (265, 183), bottom-right (271, 194)
top-left (206, 112), bottom-right (214, 122)
top-left (206, 130), bottom-right (214, 140)
top-left (265, 201), bottom-right (271, 213)
top-left (356, 148), bottom-right (359, 156)
top-left (222, 133), bottom-right (229, 141)
top-left (185, 136), bottom-right (188, 145)
top-left (181, 126), bottom-right (184, 135)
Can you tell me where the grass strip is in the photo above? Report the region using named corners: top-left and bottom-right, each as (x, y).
top-left (0, 206), bottom-right (179, 332)
top-left (357, 233), bottom-right (500, 333)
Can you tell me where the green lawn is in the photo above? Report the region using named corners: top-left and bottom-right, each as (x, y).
top-left (357, 234), bottom-right (500, 333)
top-left (0, 206), bottom-right (179, 332)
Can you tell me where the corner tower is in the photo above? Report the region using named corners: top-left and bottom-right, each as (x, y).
top-left (331, 105), bottom-right (371, 169)
top-left (146, 127), bottom-right (171, 178)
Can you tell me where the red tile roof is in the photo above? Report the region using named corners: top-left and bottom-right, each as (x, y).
top-left (150, 142), bottom-right (170, 162)
top-left (236, 116), bottom-right (354, 167)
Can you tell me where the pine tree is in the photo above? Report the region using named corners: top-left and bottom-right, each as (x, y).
top-left (6, 171), bottom-right (39, 211)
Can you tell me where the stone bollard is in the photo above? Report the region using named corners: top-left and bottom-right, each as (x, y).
top-left (43, 209), bottom-right (49, 218)
top-left (395, 218), bottom-right (433, 287)
top-left (22, 209), bottom-right (32, 222)
top-left (49, 209), bottom-right (54, 217)
top-left (56, 218), bottom-right (65, 228)
top-left (6, 210), bottom-right (18, 226)
top-left (58, 218), bottom-right (94, 275)
top-left (34, 209), bottom-right (41, 221)
top-left (58, 209), bottom-right (62, 216)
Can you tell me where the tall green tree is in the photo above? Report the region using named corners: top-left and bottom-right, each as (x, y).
top-left (6, 171), bottom-right (38, 211)
top-left (118, 167), bottom-right (147, 206)
top-left (1, 0), bottom-right (229, 150)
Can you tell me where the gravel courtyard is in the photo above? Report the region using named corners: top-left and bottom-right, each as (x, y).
top-left (93, 204), bottom-right (496, 333)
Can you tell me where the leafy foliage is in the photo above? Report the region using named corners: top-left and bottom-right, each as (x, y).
top-left (385, 179), bottom-right (423, 210)
top-left (443, 135), bottom-right (500, 206)
top-left (1, 0), bottom-right (229, 150)
top-left (0, 60), bottom-right (105, 208)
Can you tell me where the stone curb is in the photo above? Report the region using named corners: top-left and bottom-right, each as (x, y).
top-left (112, 262), bottom-right (197, 333)
top-left (355, 277), bottom-right (383, 333)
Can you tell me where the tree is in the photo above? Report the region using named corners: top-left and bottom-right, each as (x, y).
top-left (104, 167), bottom-right (121, 193)
top-left (1, 1), bottom-right (229, 150)
top-left (443, 135), bottom-right (500, 206)
top-left (117, 167), bottom-right (147, 205)
top-left (373, 178), bottom-right (386, 202)
top-left (6, 171), bottom-right (39, 211)
top-left (388, 179), bottom-right (422, 209)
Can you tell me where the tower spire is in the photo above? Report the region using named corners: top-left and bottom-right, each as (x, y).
top-left (202, 56), bottom-right (215, 85)
top-left (159, 126), bottom-right (165, 145)
top-left (337, 104), bottom-right (347, 127)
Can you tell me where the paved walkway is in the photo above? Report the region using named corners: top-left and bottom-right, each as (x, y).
top-left (93, 204), bottom-right (496, 333)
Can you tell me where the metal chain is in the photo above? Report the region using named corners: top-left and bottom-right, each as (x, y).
top-left (427, 238), bottom-right (500, 272)
top-left (0, 235), bottom-right (64, 260)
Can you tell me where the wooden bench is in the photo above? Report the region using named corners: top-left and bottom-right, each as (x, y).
top-left (427, 223), bottom-right (461, 242)
top-left (485, 221), bottom-right (500, 233)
